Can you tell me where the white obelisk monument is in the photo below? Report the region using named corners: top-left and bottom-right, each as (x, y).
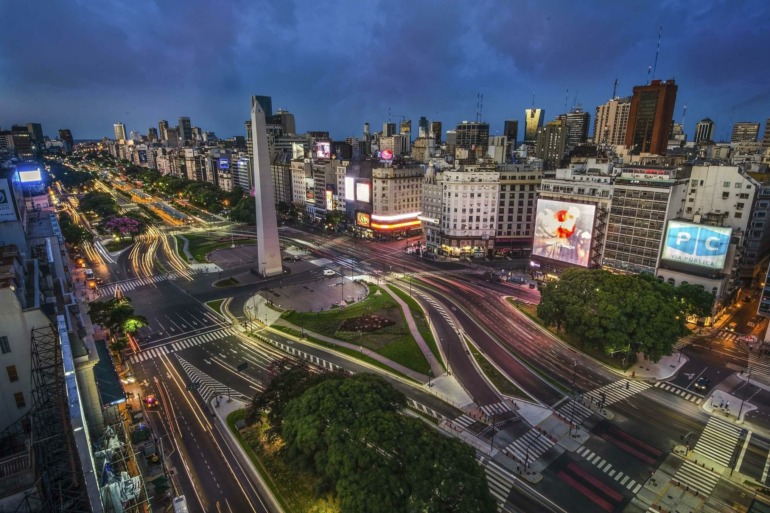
top-left (250, 96), bottom-right (283, 277)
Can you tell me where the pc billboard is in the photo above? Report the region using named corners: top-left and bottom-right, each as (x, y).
top-left (660, 221), bottom-right (732, 270)
top-left (532, 199), bottom-right (596, 267)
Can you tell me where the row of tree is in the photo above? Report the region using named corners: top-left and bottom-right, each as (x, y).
top-left (537, 269), bottom-right (715, 361)
top-left (88, 296), bottom-right (147, 352)
top-left (248, 361), bottom-right (495, 513)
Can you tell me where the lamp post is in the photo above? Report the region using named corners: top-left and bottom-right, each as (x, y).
top-left (261, 260), bottom-right (266, 278)
top-left (569, 360), bottom-right (578, 437)
top-left (738, 367), bottom-right (752, 420)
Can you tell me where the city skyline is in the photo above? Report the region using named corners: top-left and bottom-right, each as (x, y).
top-left (1, 1), bottom-right (769, 142)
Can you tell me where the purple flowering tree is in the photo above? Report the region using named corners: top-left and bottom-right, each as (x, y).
top-left (103, 217), bottom-right (143, 240)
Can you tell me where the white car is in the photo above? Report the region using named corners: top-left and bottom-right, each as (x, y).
top-left (323, 269), bottom-right (337, 276)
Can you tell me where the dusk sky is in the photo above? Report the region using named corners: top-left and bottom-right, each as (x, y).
top-left (2, 0), bottom-right (769, 142)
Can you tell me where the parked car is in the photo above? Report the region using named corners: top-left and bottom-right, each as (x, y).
top-left (693, 377), bottom-right (711, 392)
top-left (323, 269), bottom-right (337, 276)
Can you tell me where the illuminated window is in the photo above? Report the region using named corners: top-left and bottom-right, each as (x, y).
top-left (14, 392), bottom-right (25, 409)
top-left (6, 365), bottom-right (18, 383)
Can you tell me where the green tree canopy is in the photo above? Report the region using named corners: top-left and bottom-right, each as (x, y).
top-left (88, 297), bottom-right (148, 336)
top-left (80, 191), bottom-right (118, 217)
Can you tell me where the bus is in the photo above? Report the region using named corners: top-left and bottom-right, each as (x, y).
top-left (172, 495), bottom-right (188, 513)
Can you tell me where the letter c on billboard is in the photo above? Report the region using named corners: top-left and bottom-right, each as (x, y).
top-left (704, 236), bottom-right (720, 251)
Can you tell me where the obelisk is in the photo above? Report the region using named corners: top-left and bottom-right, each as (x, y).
top-left (250, 96), bottom-right (282, 277)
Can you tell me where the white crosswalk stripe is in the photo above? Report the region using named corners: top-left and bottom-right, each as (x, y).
top-left (127, 327), bottom-right (237, 363)
top-left (673, 459), bottom-right (721, 497)
top-left (584, 379), bottom-right (650, 407)
top-left (452, 414), bottom-right (476, 429)
top-left (716, 330), bottom-right (738, 342)
top-left (575, 446), bottom-right (640, 493)
top-left (652, 382), bottom-right (703, 404)
top-left (555, 398), bottom-right (594, 426)
top-left (748, 353), bottom-right (770, 386)
top-left (503, 428), bottom-right (554, 464)
top-left (480, 402), bottom-right (512, 416)
top-left (691, 416), bottom-right (743, 467)
top-left (175, 355), bottom-right (250, 404)
top-left (482, 459), bottom-right (514, 511)
top-left (97, 272), bottom-right (183, 298)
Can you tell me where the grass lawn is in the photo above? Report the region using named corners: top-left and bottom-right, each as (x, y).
top-left (206, 299), bottom-right (224, 316)
top-left (190, 238), bottom-right (254, 262)
top-left (466, 339), bottom-right (530, 399)
top-left (103, 238), bottom-right (133, 252)
top-left (173, 235), bottom-right (189, 262)
top-left (508, 299), bottom-right (633, 370)
top-left (388, 283), bottom-right (444, 369)
top-left (227, 409), bottom-right (338, 512)
top-left (214, 277), bottom-right (240, 287)
top-left (281, 284), bottom-right (430, 374)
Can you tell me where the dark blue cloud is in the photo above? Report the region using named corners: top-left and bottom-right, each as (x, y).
top-left (1, 0), bottom-right (768, 141)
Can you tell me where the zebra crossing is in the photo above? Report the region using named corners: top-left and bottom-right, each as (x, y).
top-left (555, 398), bottom-right (594, 426)
top-left (748, 352), bottom-right (770, 385)
top-left (585, 379), bottom-right (651, 407)
top-left (691, 416), bottom-right (743, 467)
top-left (405, 398), bottom-right (445, 422)
top-left (98, 272), bottom-right (184, 297)
top-left (251, 332), bottom-right (350, 374)
top-left (652, 382), bottom-right (703, 404)
top-left (673, 459), bottom-right (721, 497)
top-left (575, 445), bottom-right (642, 494)
top-left (480, 401), bottom-right (512, 417)
top-left (452, 414), bottom-right (477, 429)
top-left (413, 291), bottom-right (456, 331)
top-left (502, 428), bottom-right (555, 465)
top-left (127, 327), bottom-right (237, 363)
top-left (175, 355), bottom-right (249, 403)
top-left (716, 330), bottom-right (740, 342)
top-left (481, 458), bottom-right (515, 511)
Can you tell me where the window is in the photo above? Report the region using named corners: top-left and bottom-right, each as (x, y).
top-left (6, 365), bottom-right (18, 383)
top-left (736, 203), bottom-right (745, 210)
top-left (14, 392), bottom-right (25, 409)
top-left (735, 212), bottom-right (742, 218)
top-left (735, 182), bottom-right (742, 189)
top-left (723, 182), bottom-right (731, 187)
top-left (0, 336), bottom-right (9, 354)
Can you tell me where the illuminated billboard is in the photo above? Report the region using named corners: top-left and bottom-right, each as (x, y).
top-left (381, 149), bottom-right (394, 161)
top-left (344, 177), bottom-right (355, 201)
top-left (356, 212), bottom-right (371, 228)
top-left (356, 182), bottom-right (370, 203)
top-left (325, 189), bottom-right (333, 211)
top-left (532, 199), bottom-right (596, 267)
top-left (18, 168), bottom-right (42, 183)
top-left (138, 150), bottom-right (147, 163)
top-left (0, 179), bottom-right (18, 222)
top-left (218, 158), bottom-right (230, 170)
top-left (661, 221), bottom-right (732, 270)
top-left (315, 141), bottom-right (331, 159)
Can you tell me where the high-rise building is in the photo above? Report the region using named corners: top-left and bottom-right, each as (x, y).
top-left (524, 108), bottom-right (545, 144)
top-left (455, 121), bottom-right (490, 159)
top-left (762, 118), bottom-right (770, 150)
top-left (694, 118), bottom-right (715, 144)
top-left (158, 120), bottom-right (169, 141)
top-left (431, 121), bottom-right (442, 145)
top-left (253, 95), bottom-right (273, 118)
top-left (594, 97), bottom-right (631, 146)
top-left (400, 119), bottom-right (412, 138)
top-left (113, 122), bottom-right (127, 141)
top-left (58, 129), bottom-right (74, 153)
top-left (26, 123), bottom-right (44, 148)
top-left (418, 116), bottom-right (430, 138)
top-left (564, 107), bottom-right (590, 153)
top-left (534, 120), bottom-right (567, 168)
top-left (147, 127), bottom-right (158, 141)
top-left (624, 79), bottom-right (678, 155)
top-left (383, 122), bottom-right (396, 137)
top-left (731, 122), bottom-right (760, 143)
top-left (267, 110), bottom-right (296, 136)
top-left (178, 117), bottom-right (193, 145)
top-left (11, 125), bottom-right (34, 157)
top-left (503, 120), bottom-right (518, 150)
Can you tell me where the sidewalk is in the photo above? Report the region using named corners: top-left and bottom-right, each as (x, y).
top-left (625, 352), bottom-right (688, 381)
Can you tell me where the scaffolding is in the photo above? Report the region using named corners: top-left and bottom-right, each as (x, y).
top-left (28, 323), bottom-right (91, 512)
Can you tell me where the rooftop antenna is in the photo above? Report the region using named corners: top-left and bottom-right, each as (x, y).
top-left (476, 93), bottom-right (484, 122)
top-left (573, 90), bottom-right (579, 109)
top-left (563, 88), bottom-right (569, 114)
top-left (531, 93), bottom-right (535, 107)
top-left (388, 107), bottom-right (391, 123)
top-left (612, 78), bottom-right (618, 99)
top-left (681, 104), bottom-right (687, 126)
top-left (651, 25), bottom-right (663, 81)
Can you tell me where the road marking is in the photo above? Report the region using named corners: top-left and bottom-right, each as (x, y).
top-left (735, 431), bottom-right (752, 474)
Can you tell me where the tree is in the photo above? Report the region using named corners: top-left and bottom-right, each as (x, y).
top-left (103, 217), bottom-right (143, 240)
top-left (88, 297), bottom-right (148, 336)
top-left (80, 191), bottom-right (118, 217)
top-left (675, 283), bottom-right (715, 319)
top-left (60, 219), bottom-right (93, 245)
top-left (325, 210), bottom-right (345, 229)
top-left (279, 373), bottom-right (494, 513)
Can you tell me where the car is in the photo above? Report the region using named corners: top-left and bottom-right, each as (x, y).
top-left (744, 296), bottom-right (752, 302)
top-left (143, 394), bottom-right (159, 408)
top-left (747, 321), bottom-right (756, 328)
top-left (693, 377), bottom-right (711, 391)
top-left (727, 322), bottom-right (737, 332)
top-left (323, 269), bottom-right (337, 276)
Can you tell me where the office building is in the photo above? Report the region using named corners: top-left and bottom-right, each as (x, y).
top-left (58, 129), bottom-right (74, 153)
top-left (113, 122), bottom-right (127, 141)
top-left (11, 126), bottom-right (34, 157)
top-left (731, 122), bottom-right (760, 143)
top-left (564, 107), bottom-right (590, 153)
top-left (694, 118), bottom-right (715, 144)
top-left (431, 121), bottom-right (442, 145)
top-left (455, 121), bottom-right (490, 159)
top-left (147, 127), bottom-right (158, 141)
top-left (418, 116), bottom-right (430, 138)
top-left (253, 95), bottom-right (273, 118)
top-left (594, 97), bottom-right (631, 147)
top-left (762, 118), bottom-right (770, 150)
top-left (487, 136), bottom-right (509, 164)
top-left (524, 108), bottom-right (545, 144)
top-left (495, 163), bottom-right (542, 255)
top-left (158, 120), bottom-right (169, 141)
top-left (383, 122), bottom-right (396, 137)
top-left (503, 120), bottom-right (518, 151)
top-left (267, 109), bottom-right (296, 136)
top-left (625, 79), bottom-right (678, 155)
top-left (400, 119), bottom-right (412, 138)
top-left (369, 165), bottom-right (423, 238)
top-left (178, 116), bottom-right (193, 145)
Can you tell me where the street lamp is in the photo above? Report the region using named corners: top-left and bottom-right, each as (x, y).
top-left (569, 360), bottom-right (578, 437)
top-left (261, 260), bottom-right (266, 278)
top-left (738, 367), bottom-right (752, 420)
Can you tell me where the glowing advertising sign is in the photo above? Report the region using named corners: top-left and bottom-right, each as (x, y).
top-left (356, 182), bottom-right (370, 203)
top-left (381, 149), bottom-right (394, 161)
top-left (532, 199), bottom-right (596, 267)
top-left (344, 177), bottom-right (355, 201)
top-left (315, 141), bottom-right (331, 159)
top-left (325, 189), bottom-right (333, 211)
top-left (138, 150), bottom-right (148, 163)
top-left (18, 169), bottom-right (43, 183)
top-left (660, 221), bottom-right (732, 270)
top-left (218, 158), bottom-right (230, 170)
top-left (356, 212), bottom-right (371, 228)
top-left (306, 190), bottom-right (315, 202)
